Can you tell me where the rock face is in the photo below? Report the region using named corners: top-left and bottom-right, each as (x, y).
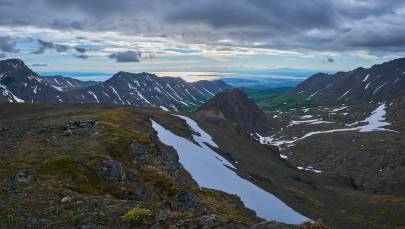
top-left (194, 88), bottom-right (273, 134)
top-left (276, 57), bottom-right (405, 107)
top-left (0, 59), bottom-right (231, 111)
top-left (65, 71), bottom-right (231, 111)
top-left (97, 160), bottom-right (124, 182)
top-left (42, 75), bottom-right (99, 88)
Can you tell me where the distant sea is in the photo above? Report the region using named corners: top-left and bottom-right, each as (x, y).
top-left (39, 69), bottom-right (332, 89)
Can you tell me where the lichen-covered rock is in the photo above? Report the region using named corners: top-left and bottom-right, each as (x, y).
top-left (97, 160), bottom-right (124, 182)
top-left (200, 214), bottom-right (228, 228)
top-left (250, 221), bottom-right (302, 229)
top-left (130, 142), bottom-right (148, 158)
top-left (75, 120), bottom-right (96, 128)
top-left (61, 195), bottom-right (73, 203)
top-left (15, 170), bottom-right (29, 182)
top-left (175, 189), bottom-right (207, 214)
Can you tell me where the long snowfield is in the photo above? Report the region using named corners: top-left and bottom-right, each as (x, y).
top-left (151, 115), bottom-right (309, 224)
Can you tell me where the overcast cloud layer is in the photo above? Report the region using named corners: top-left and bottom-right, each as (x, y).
top-left (0, 0), bottom-right (405, 72)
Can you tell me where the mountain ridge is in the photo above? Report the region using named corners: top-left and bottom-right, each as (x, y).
top-left (0, 59), bottom-right (231, 110)
top-left (267, 57), bottom-right (405, 109)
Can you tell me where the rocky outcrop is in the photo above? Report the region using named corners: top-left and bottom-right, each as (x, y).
top-left (97, 160), bottom-right (124, 182)
top-left (194, 88), bottom-right (275, 134)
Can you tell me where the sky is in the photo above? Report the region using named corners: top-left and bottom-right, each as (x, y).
top-left (1, 0), bottom-right (405, 81)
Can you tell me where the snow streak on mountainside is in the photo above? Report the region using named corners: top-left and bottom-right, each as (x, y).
top-left (257, 103), bottom-right (395, 148)
top-left (42, 75), bottom-right (100, 89)
top-left (274, 58), bottom-right (405, 107)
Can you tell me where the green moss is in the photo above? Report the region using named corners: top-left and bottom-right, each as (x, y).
top-left (303, 220), bottom-right (331, 229)
top-left (138, 165), bottom-right (176, 193)
top-left (59, 209), bottom-right (83, 225)
top-left (0, 208), bottom-right (23, 226)
top-left (198, 189), bottom-right (255, 225)
top-left (122, 207), bottom-right (151, 225)
top-left (145, 145), bottom-right (157, 154)
top-left (38, 156), bottom-right (79, 177)
top-left (37, 155), bottom-right (112, 195)
top-left (87, 111), bottom-right (152, 161)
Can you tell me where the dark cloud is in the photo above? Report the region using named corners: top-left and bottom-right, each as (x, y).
top-left (75, 47), bottom-right (87, 53)
top-left (109, 51), bottom-right (141, 62)
top-left (55, 45), bottom-right (69, 52)
top-left (0, 36), bottom-right (18, 53)
top-left (75, 54), bottom-right (89, 60)
top-left (1, 0), bottom-right (405, 53)
top-left (31, 63), bottom-right (48, 67)
top-left (327, 57), bottom-right (334, 63)
top-left (33, 39), bottom-right (82, 54)
top-left (32, 39), bottom-right (53, 54)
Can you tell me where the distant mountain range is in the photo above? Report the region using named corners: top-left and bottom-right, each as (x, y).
top-left (0, 59), bottom-right (231, 111)
top-left (269, 58), bottom-right (405, 108)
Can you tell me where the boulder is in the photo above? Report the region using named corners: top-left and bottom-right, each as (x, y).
top-left (15, 170), bottom-right (29, 182)
top-left (97, 160), bottom-right (124, 182)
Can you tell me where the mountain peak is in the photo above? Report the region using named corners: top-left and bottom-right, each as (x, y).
top-left (0, 58), bottom-right (27, 70)
top-left (195, 88), bottom-right (272, 134)
top-left (0, 58), bottom-right (40, 83)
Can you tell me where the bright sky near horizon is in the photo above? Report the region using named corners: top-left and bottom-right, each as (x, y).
top-left (1, 0), bottom-right (405, 80)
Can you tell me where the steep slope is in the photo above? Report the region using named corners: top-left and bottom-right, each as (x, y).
top-left (194, 88), bottom-right (276, 134)
top-left (42, 75), bottom-right (99, 88)
top-left (272, 57), bottom-right (405, 108)
top-left (0, 59), bottom-right (231, 111)
top-left (190, 99), bottom-right (405, 228)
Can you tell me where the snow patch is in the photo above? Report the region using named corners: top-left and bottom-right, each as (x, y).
top-left (87, 91), bottom-right (100, 103)
top-left (280, 154), bottom-right (288, 159)
top-left (365, 82), bottom-right (371, 90)
top-left (297, 166), bottom-right (322, 173)
top-left (258, 103), bottom-right (396, 148)
top-left (331, 106), bottom-right (348, 112)
top-left (160, 106), bottom-right (169, 111)
top-left (337, 89), bottom-right (351, 100)
top-left (372, 82), bottom-right (388, 95)
top-left (362, 74), bottom-right (370, 82)
top-left (109, 86), bottom-right (125, 104)
top-left (0, 84), bottom-right (24, 103)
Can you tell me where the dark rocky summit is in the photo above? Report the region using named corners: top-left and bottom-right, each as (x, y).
top-left (195, 88), bottom-right (276, 134)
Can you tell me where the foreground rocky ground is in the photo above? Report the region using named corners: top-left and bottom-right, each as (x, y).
top-left (0, 103), bottom-right (331, 228)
